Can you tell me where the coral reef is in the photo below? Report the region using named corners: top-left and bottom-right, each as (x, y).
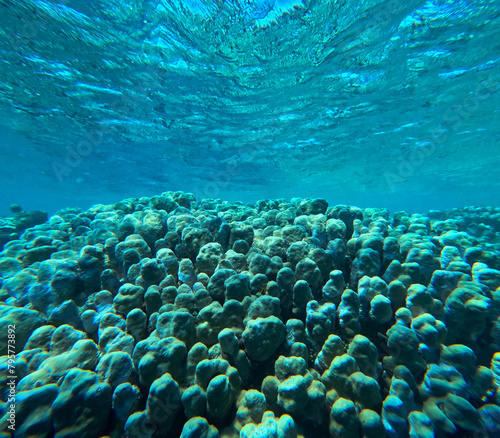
top-left (1, 192), bottom-right (499, 437)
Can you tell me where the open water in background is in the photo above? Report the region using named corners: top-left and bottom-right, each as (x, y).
top-left (0, 0), bottom-right (499, 214)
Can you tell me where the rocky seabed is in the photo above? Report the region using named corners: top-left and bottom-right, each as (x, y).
top-left (1, 192), bottom-right (500, 438)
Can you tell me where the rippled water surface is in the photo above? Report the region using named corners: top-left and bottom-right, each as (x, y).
top-left (0, 0), bottom-right (499, 214)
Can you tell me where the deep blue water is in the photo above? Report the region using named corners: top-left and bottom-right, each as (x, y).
top-left (1, 0), bottom-right (499, 215)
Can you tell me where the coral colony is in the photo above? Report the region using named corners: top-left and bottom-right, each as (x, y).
top-left (1, 192), bottom-right (500, 437)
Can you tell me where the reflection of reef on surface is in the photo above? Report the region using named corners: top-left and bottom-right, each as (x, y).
top-left (1, 192), bottom-right (500, 437)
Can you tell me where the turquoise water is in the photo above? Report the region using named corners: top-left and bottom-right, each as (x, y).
top-left (1, 2), bottom-right (500, 438)
top-left (1, 0), bottom-right (499, 214)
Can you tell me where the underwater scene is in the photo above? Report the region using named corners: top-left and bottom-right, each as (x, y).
top-left (1, 0), bottom-right (500, 437)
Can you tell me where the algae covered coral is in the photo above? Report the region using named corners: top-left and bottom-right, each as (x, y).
top-left (1, 191), bottom-right (500, 437)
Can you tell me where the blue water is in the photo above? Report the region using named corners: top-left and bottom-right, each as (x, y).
top-left (2, 3), bottom-right (500, 437)
top-left (0, 0), bottom-right (499, 215)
